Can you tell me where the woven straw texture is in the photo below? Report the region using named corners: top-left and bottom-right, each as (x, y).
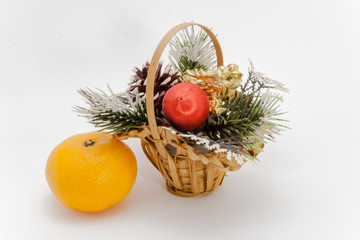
top-left (113, 126), bottom-right (259, 197)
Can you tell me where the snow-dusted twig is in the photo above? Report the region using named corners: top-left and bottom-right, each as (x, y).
top-left (169, 25), bottom-right (216, 74)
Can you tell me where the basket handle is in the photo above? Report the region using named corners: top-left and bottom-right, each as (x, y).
top-left (145, 22), bottom-right (224, 143)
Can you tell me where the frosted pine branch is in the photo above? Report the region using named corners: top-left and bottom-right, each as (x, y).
top-left (253, 86), bottom-right (289, 143)
top-left (165, 127), bottom-right (251, 164)
top-left (169, 25), bottom-right (216, 74)
top-left (241, 60), bottom-right (289, 93)
top-left (74, 86), bottom-right (148, 132)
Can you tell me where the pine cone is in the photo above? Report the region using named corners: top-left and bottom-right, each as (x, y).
top-left (128, 61), bottom-right (181, 111)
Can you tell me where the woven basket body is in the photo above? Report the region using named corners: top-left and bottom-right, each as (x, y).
top-left (114, 23), bottom-right (262, 197)
top-left (114, 125), bottom-right (247, 197)
top-left (144, 138), bottom-right (228, 197)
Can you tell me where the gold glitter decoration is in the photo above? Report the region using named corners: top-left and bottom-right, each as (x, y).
top-left (183, 64), bottom-right (242, 113)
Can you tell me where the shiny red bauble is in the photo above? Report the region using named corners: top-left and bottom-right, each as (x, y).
top-left (162, 82), bottom-right (210, 131)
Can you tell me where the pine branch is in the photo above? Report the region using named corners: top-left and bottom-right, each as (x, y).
top-left (167, 127), bottom-right (253, 164)
top-left (195, 91), bottom-right (262, 141)
top-left (241, 60), bottom-right (289, 93)
top-left (194, 85), bottom-right (288, 146)
top-left (79, 103), bottom-right (148, 133)
top-left (74, 87), bottom-right (167, 133)
top-left (176, 56), bottom-right (208, 74)
top-left (169, 25), bottom-right (216, 74)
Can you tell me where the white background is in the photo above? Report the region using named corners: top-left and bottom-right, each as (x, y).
top-left (1, 0), bottom-right (359, 239)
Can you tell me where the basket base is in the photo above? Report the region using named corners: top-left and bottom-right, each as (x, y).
top-left (166, 182), bottom-right (217, 197)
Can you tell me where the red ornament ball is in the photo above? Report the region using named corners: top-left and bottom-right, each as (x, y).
top-left (162, 82), bottom-right (210, 131)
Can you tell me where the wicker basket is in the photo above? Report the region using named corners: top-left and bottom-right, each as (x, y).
top-left (114, 22), bottom-right (262, 197)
